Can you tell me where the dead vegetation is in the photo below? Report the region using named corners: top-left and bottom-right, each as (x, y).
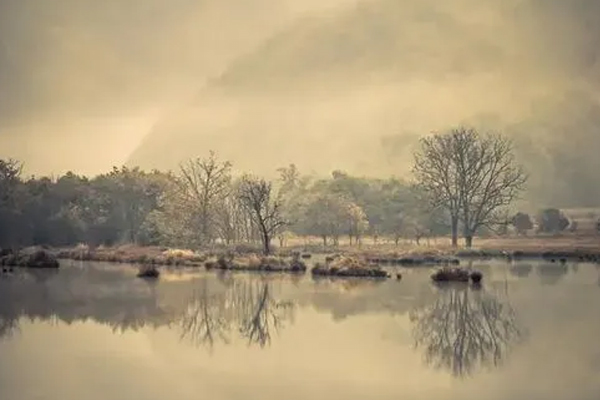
top-left (136, 264), bottom-right (160, 279)
top-left (0, 247), bottom-right (60, 269)
top-left (55, 244), bottom-right (207, 266)
top-left (431, 267), bottom-right (483, 284)
top-left (204, 254), bottom-right (306, 273)
top-left (311, 255), bottom-right (389, 278)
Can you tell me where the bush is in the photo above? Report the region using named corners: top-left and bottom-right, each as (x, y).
top-left (537, 208), bottom-right (570, 233)
top-left (511, 212), bottom-right (533, 235)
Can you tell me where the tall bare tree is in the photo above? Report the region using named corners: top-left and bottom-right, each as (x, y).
top-left (412, 134), bottom-right (462, 246)
top-left (237, 175), bottom-right (286, 255)
top-left (177, 151), bottom-right (232, 245)
top-left (413, 127), bottom-right (526, 248)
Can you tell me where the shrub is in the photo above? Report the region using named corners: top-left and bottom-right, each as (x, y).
top-left (511, 212), bottom-right (533, 235)
top-left (537, 208), bottom-right (570, 233)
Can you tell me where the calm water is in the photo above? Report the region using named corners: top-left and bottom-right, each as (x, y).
top-left (1, 260), bottom-right (599, 400)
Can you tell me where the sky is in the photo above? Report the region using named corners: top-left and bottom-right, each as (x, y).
top-left (0, 0), bottom-right (364, 176)
top-left (0, 0), bottom-right (599, 183)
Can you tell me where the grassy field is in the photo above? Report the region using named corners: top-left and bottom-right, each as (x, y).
top-left (283, 233), bottom-right (600, 254)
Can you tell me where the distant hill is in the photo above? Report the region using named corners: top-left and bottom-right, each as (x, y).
top-left (127, 0), bottom-right (600, 206)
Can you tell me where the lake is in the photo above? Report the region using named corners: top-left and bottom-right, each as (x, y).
top-left (1, 260), bottom-right (599, 400)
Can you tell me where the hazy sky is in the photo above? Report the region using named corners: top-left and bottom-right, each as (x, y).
top-left (1, 0), bottom-right (599, 181)
top-left (0, 0), bottom-right (364, 176)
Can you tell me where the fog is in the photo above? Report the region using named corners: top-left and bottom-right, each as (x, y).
top-left (0, 0), bottom-right (360, 175)
top-left (1, 0), bottom-right (599, 206)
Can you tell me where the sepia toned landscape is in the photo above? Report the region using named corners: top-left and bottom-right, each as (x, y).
top-left (1, 1), bottom-right (600, 399)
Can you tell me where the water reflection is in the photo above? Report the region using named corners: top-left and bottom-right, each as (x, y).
top-left (536, 263), bottom-right (569, 285)
top-left (0, 266), bottom-right (172, 338)
top-left (180, 279), bottom-right (295, 350)
top-left (409, 283), bottom-right (525, 377)
top-left (0, 264), bottom-right (296, 351)
top-left (510, 263), bottom-right (533, 278)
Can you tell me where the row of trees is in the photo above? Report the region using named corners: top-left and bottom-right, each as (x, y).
top-left (0, 153), bottom-right (446, 253)
top-left (0, 127), bottom-right (532, 252)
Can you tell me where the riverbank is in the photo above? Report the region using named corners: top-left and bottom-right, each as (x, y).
top-left (53, 235), bottom-right (600, 267)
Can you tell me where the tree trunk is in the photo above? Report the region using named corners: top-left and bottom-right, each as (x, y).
top-left (465, 234), bottom-right (473, 248)
top-left (262, 231), bottom-right (271, 255)
top-left (322, 235), bottom-right (327, 247)
top-left (451, 216), bottom-right (458, 247)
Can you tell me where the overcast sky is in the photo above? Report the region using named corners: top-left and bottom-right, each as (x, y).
top-left (0, 0), bottom-right (365, 176)
top-left (0, 0), bottom-right (598, 177)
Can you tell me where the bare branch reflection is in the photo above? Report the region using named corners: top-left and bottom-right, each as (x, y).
top-left (409, 284), bottom-right (525, 377)
top-left (179, 279), bottom-right (232, 350)
top-left (179, 278), bottom-right (295, 350)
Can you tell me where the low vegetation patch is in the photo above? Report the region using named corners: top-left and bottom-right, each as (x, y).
top-left (56, 244), bottom-right (207, 266)
top-left (0, 247), bottom-right (59, 269)
top-left (204, 254), bottom-right (307, 273)
top-left (431, 267), bottom-right (482, 284)
top-left (311, 256), bottom-right (389, 278)
top-left (136, 264), bottom-right (160, 279)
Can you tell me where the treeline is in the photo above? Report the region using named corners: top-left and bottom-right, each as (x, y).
top-left (0, 154), bottom-right (447, 252)
top-left (5, 127), bottom-right (597, 253)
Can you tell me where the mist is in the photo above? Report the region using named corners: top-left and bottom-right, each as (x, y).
top-left (0, 0), bottom-right (360, 175)
top-left (1, 0), bottom-right (599, 207)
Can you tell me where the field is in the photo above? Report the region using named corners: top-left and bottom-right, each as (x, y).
top-left (282, 233), bottom-right (600, 254)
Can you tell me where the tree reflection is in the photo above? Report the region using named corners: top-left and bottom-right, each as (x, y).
top-left (180, 279), bottom-right (232, 349)
top-left (409, 284), bottom-right (525, 377)
top-left (510, 263), bottom-right (533, 278)
top-left (179, 278), bottom-right (295, 350)
top-left (0, 265), bottom-right (173, 339)
top-left (536, 263), bottom-right (569, 285)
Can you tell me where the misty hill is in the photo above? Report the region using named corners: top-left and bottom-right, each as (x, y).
top-left (128, 0), bottom-right (600, 207)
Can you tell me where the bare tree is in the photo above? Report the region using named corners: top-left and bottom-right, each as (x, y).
top-left (412, 134), bottom-right (462, 246)
top-left (413, 128), bottom-right (526, 248)
top-left (453, 128), bottom-right (527, 247)
top-left (177, 151), bottom-right (232, 245)
top-left (237, 175), bottom-right (286, 255)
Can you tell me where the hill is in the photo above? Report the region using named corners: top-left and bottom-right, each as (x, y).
top-left (127, 0), bottom-right (600, 206)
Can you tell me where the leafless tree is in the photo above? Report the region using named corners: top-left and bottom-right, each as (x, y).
top-left (177, 151), bottom-right (232, 245)
top-left (237, 175), bottom-right (286, 255)
top-left (412, 133), bottom-right (462, 246)
top-left (413, 127), bottom-right (526, 247)
top-left (409, 284), bottom-right (525, 377)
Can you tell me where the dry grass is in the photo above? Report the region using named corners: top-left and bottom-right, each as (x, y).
top-left (54, 233), bottom-right (600, 269)
top-left (471, 235), bottom-right (600, 252)
top-left (204, 253), bottom-right (306, 273)
top-left (56, 244), bottom-right (206, 266)
top-left (312, 255), bottom-right (389, 278)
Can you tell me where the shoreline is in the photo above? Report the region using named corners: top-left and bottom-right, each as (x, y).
top-left (42, 236), bottom-right (600, 279)
top-left (52, 239), bottom-right (600, 265)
